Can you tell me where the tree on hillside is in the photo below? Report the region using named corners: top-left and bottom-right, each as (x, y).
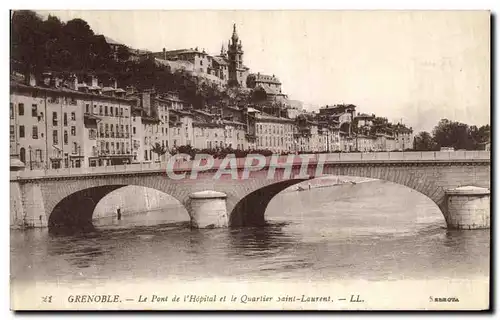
top-left (413, 131), bottom-right (436, 151)
top-left (469, 124), bottom-right (491, 146)
top-left (116, 45), bottom-right (131, 61)
top-left (11, 10), bottom-right (47, 79)
top-left (432, 119), bottom-right (475, 150)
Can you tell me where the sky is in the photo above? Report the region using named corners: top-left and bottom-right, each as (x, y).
top-left (38, 10), bottom-right (490, 132)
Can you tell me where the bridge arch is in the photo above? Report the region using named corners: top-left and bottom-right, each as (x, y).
top-left (228, 164), bottom-right (450, 227)
top-left (41, 174), bottom-right (200, 230)
top-left (48, 184), bottom-right (188, 230)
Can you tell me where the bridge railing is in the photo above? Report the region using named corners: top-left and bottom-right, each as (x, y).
top-left (10, 151), bottom-right (490, 180)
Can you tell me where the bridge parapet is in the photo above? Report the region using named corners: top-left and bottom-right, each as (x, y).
top-left (10, 151), bottom-right (490, 181)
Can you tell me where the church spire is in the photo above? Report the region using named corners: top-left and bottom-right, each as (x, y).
top-left (232, 23), bottom-right (239, 43)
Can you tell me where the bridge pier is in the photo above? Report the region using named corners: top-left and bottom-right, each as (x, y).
top-left (188, 191), bottom-right (228, 228)
top-left (445, 186), bottom-right (490, 230)
top-left (10, 181), bottom-right (48, 228)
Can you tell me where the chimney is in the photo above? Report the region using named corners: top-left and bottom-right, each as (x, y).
top-left (43, 72), bottom-right (52, 86)
top-left (126, 86), bottom-right (135, 95)
top-left (69, 74), bottom-right (78, 90)
top-left (54, 76), bottom-right (62, 88)
top-left (141, 91), bottom-right (151, 116)
top-left (163, 48), bottom-right (166, 60)
top-left (28, 73), bottom-right (37, 87)
top-left (90, 75), bottom-right (98, 88)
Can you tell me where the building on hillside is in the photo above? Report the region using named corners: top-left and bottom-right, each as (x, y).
top-left (154, 57), bottom-right (195, 74)
top-left (152, 24), bottom-right (249, 88)
top-left (354, 113), bottom-right (375, 127)
top-left (354, 134), bottom-right (376, 152)
top-left (192, 108), bottom-right (248, 150)
top-left (246, 110), bottom-right (295, 153)
top-left (10, 73), bottom-right (134, 169)
top-left (374, 133), bottom-right (396, 151)
top-left (294, 117), bottom-right (321, 153)
top-left (340, 133), bottom-right (355, 152)
top-left (247, 73), bottom-right (288, 104)
top-left (316, 125), bottom-right (341, 152)
top-left (318, 104), bottom-right (356, 134)
top-left (169, 109), bottom-right (194, 149)
top-left (156, 48), bottom-right (211, 75)
top-left (393, 125), bottom-right (414, 151)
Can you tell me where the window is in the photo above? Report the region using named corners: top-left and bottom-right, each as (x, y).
top-left (73, 142), bottom-right (78, 154)
top-left (111, 142), bottom-right (115, 154)
top-left (63, 113), bottom-right (68, 126)
top-left (133, 127), bottom-right (136, 134)
top-left (86, 104), bottom-right (90, 114)
top-left (89, 129), bottom-right (96, 140)
top-left (10, 126), bottom-right (14, 142)
top-left (64, 131), bottom-right (68, 144)
top-left (53, 130), bottom-right (58, 144)
top-left (19, 148), bottom-right (25, 164)
top-left (36, 149), bottom-right (42, 163)
top-left (105, 106), bottom-right (108, 116)
top-left (18, 103), bottom-right (24, 116)
top-left (52, 112), bottom-right (58, 126)
top-left (32, 104), bottom-right (37, 117)
top-left (19, 125), bottom-right (25, 138)
top-left (144, 150), bottom-right (148, 160)
top-left (71, 112), bottom-right (75, 121)
top-left (32, 126), bottom-right (38, 139)
top-left (99, 106), bottom-right (103, 115)
top-left (71, 126), bottom-right (76, 136)
top-left (99, 123), bottom-right (104, 137)
top-left (10, 103), bottom-right (13, 119)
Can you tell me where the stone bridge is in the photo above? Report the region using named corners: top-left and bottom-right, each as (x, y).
top-left (10, 151), bottom-right (491, 230)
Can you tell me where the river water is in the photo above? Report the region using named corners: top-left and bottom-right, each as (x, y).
top-left (10, 180), bottom-right (490, 286)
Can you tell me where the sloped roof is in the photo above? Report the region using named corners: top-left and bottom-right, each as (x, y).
top-left (104, 36), bottom-right (125, 46)
top-left (212, 56), bottom-right (229, 66)
top-left (256, 84), bottom-right (284, 96)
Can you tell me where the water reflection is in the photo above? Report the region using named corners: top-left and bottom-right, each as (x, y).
top-left (228, 222), bottom-right (295, 254)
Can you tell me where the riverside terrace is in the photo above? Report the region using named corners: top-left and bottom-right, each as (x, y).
top-left (10, 151), bottom-right (490, 231)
